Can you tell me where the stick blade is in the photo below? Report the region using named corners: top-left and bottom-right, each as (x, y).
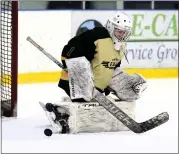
top-left (137, 112), bottom-right (169, 133)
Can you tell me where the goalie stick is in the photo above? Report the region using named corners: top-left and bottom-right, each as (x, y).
top-left (26, 36), bottom-right (169, 133)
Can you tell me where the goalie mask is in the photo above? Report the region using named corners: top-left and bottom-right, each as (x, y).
top-left (105, 12), bottom-right (132, 51)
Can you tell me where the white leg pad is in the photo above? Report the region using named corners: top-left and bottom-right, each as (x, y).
top-left (53, 98), bottom-right (136, 134)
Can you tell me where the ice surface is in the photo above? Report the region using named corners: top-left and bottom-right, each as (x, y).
top-left (2, 79), bottom-right (178, 153)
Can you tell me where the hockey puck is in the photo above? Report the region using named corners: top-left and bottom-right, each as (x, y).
top-left (45, 103), bottom-right (54, 112)
top-left (44, 129), bottom-right (53, 136)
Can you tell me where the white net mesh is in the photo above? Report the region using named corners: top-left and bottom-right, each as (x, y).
top-left (1, 2), bottom-right (12, 110)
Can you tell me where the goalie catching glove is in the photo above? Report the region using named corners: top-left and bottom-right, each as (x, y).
top-left (107, 67), bottom-right (148, 101)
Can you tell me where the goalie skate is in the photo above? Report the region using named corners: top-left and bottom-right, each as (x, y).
top-left (39, 102), bottom-right (70, 134)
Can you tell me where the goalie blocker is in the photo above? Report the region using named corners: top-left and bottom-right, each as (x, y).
top-left (42, 96), bottom-right (136, 134)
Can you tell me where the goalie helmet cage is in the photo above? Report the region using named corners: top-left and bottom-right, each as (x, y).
top-left (0, 1), bottom-right (18, 117)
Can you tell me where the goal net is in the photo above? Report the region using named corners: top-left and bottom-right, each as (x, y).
top-left (0, 1), bottom-right (18, 117)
